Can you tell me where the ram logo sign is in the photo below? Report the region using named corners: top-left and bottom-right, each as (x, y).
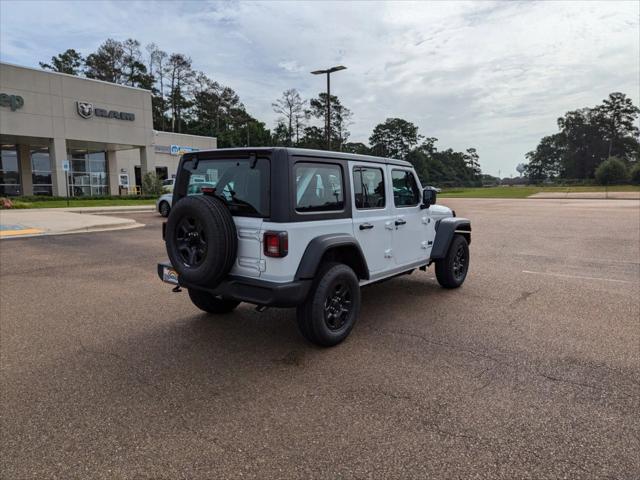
top-left (76, 101), bottom-right (94, 119)
top-left (76, 101), bottom-right (135, 121)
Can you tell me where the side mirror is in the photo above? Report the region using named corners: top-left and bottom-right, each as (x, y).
top-left (422, 187), bottom-right (437, 208)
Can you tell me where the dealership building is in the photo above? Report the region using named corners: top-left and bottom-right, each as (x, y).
top-left (0, 62), bottom-right (216, 197)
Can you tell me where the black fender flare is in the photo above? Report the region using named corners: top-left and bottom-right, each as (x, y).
top-left (431, 217), bottom-right (471, 259)
top-left (295, 234), bottom-right (370, 280)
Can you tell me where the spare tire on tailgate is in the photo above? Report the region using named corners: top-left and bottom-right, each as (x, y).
top-left (165, 195), bottom-right (237, 286)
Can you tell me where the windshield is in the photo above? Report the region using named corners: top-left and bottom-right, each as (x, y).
top-left (182, 157), bottom-right (270, 217)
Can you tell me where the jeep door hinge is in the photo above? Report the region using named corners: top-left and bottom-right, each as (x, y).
top-left (384, 248), bottom-right (393, 258)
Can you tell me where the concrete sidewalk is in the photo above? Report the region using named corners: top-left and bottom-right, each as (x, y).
top-left (0, 208), bottom-right (147, 238)
top-left (528, 191), bottom-right (640, 199)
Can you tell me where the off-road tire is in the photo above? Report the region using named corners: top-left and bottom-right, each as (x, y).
top-left (435, 234), bottom-right (469, 289)
top-left (159, 201), bottom-right (171, 217)
top-left (296, 262), bottom-right (361, 347)
top-left (188, 288), bottom-right (240, 314)
top-left (165, 195), bottom-right (237, 286)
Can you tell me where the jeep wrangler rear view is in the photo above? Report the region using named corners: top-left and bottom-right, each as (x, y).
top-left (158, 147), bottom-right (471, 346)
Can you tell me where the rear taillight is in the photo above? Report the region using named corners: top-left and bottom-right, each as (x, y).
top-left (264, 231), bottom-right (288, 258)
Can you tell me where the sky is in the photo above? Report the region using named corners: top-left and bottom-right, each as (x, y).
top-left (1, 0), bottom-right (638, 176)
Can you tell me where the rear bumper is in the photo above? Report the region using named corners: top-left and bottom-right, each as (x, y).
top-left (157, 262), bottom-right (311, 308)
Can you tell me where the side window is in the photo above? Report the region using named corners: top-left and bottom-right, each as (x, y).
top-left (391, 169), bottom-right (420, 207)
top-left (295, 162), bottom-right (344, 212)
top-left (353, 167), bottom-right (385, 209)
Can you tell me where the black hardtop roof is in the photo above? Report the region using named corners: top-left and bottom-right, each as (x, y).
top-left (192, 147), bottom-right (413, 167)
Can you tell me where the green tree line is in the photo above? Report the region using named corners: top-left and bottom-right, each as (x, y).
top-left (525, 93), bottom-right (640, 184)
top-left (41, 40), bottom-right (482, 186)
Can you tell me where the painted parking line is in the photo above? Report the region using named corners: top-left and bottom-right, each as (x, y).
top-left (522, 270), bottom-right (636, 284)
top-left (0, 225), bottom-right (45, 238)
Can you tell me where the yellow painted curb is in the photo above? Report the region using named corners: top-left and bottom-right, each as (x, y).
top-left (0, 228), bottom-right (44, 237)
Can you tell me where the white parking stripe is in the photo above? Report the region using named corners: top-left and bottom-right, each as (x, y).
top-left (522, 270), bottom-right (637, 284)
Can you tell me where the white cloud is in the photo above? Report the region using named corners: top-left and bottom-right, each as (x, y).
top-left (1, 0), bottom-right (638, 175)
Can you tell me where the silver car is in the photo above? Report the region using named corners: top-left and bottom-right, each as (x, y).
top-left (156, 192), bottom-right (173, 217)
top-left (156, 182), bottom-right (217, 217)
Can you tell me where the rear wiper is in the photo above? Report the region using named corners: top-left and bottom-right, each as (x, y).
top-left (227, 191), bottom-right (259, 213)
top-left (227, 198), bottom-right (259, 214)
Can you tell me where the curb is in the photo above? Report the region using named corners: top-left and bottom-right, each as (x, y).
top-left (62, 207), bottom-right (156, 214)
top-left (0, 221), bottom-right (145, 240)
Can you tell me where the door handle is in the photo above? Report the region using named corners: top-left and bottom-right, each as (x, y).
top-left (359, 223), bottom-right (374, 230)
top-left (395, 219), bottom-right (407, 226)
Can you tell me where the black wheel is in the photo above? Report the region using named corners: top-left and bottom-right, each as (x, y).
top-left (188, 288), bottom-right (240, 314)
top-left (296, 262), bottom-right (361, 347)
top-left (165, 195), bottom-right (237, 286)
top-left (435, 234), bottom-right (469, 289)
top-left (159, 201), bottom-right (171, 217)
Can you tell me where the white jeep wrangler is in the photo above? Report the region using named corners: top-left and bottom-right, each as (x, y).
top-left (158, 148), bottom-right (471, 346)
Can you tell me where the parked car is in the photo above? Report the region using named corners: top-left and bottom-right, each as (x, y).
top-left (156, 192), bottom-right (173, 217)
top-left (162, 178), bottom-right (175, 193)
top-left (158, 148), bottom-right (471, 346)
top-left (157, 182), bottom-right (217, 217)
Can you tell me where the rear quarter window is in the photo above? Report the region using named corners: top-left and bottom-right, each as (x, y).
top-left (294, 162), bottom-right (344, 212)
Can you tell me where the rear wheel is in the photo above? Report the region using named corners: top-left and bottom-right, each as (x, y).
top-left (296, 262), bottom-right (361, 347)
top-left (188, 288), bottom-right (240, 314)
top-left (435, 234), bottom-right (469, 288)
top-left (159, 201), bottom-right (171, 217)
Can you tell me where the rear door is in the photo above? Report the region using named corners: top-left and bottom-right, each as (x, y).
top-left (388, 167), bottom-right (428, 266)
top-left (350, 162), bottom-right (395, 275)
top-left (185, 155), bottom-right (270, 278)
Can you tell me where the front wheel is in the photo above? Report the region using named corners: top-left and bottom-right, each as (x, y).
top-left (435, 234), bottom-right (469, 288)
top-left (296, 262), bottom-right (361, 347)
top-left (188, 288), bottom-right (240, 314)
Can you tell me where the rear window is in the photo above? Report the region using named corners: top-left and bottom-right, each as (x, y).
top-left (295, 162), bottom-right (344, 212)
top-left (353, 167), bottom-right (385, 209)
top-left (182, 157), bottom-right (270, 217)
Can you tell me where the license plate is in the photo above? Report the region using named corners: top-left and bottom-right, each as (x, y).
top-left (162, 266), bottom-right (179, 285)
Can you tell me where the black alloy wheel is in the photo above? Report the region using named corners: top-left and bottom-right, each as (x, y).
top-left (175, 216), bottom-right (208, 267)
top-left (452, 243), bottom-right (467, 282)
top-left (324, 282), bottom-right (353, 331)
top-left (165, 195), bottom-right (237, 285)
top-left (435, 234), bottom-right (469, 289)
top-left (296, 262), bottom-right (361, 347)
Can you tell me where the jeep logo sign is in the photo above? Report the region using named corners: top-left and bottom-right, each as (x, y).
top-left (0, 93), bottom-right (24, 111)
top-left (76, 101), bottom-right (135, 121)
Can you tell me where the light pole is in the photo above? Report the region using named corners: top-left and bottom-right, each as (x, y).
top-left (311, 65), bottom-right (347, 150)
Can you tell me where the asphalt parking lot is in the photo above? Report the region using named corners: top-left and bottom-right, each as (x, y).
top-left (1, 198), bottom-right (638, 479)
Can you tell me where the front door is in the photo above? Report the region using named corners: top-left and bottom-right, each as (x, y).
top-left (388, 167), bottom-right (428, 266)
top-left (350, 163), bottom-right (395, 276)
